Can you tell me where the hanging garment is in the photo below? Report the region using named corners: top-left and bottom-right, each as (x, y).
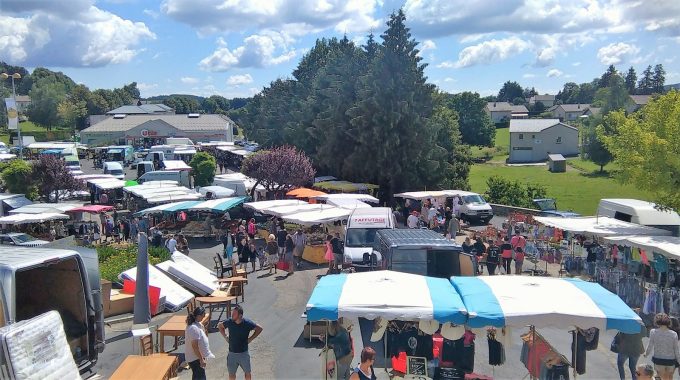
top-left (571, 330), bottom-right (586, 375)
top-left (487, 337), bottom-right (504, 366)
top-left (654, 253), bottom-right (669, 273)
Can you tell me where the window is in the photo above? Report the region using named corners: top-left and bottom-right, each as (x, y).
top-left (532, 134), bottom-right (536, 139)
top-left (519, 134), bottom-right (524, 140)
top-left (556, 136), bottom-right (562, 144)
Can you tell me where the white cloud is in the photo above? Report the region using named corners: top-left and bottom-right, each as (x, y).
top-left (0, 3), bottom-right (154, 67)
top-left (446, 37), bottom-right (531, 68)
top-left (523, 73), bottom-right (536, 78)
top-left (443, 77), bottom-right (456, 82)
top-left (547, 69), bottom-right (563, 78)
top-left (597, 42), bottom-right (640, 65)
top-left (420, 40), bottom-right (436, 53)
top-left (162, 0), bottom-right (379, 36)
top-left (572, 62), bottom-right (582, 66)
top-left (200, 33), bottom-right (297, 71)
top-left (143, 9), bottom-right (159, 19)
top-left (180, 77), bottom-right (199, 84)
top-left (227, 74), bottom-right (254, 86)
top-left (137, 82), bottom-right (158, 92)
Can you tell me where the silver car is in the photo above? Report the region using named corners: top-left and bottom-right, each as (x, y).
top-left (0, 233), bottom-right (50, 247)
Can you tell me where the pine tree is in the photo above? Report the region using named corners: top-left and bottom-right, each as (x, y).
top-left (346, 9), bottom-right (436, 202)
top-left (599, 65), bottom-right (617, 88)
top-left (637, 65), bottom-right (654, 95)
top-left (652, 64), bottom-right (666, 93)
top-left (624, 67), bottom-right (637, 95)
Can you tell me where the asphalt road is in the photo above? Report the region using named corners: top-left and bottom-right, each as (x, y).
top-left (79, 159), bottom-right (632, 379)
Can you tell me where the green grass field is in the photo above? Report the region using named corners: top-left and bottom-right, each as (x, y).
top-left (469, 162), bottom-right (654, 215)
top-left (494, 127), bottom-right (509, 147)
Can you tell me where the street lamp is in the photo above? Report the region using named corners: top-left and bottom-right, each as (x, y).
top-left (1, 72), bottom-right (22, 159)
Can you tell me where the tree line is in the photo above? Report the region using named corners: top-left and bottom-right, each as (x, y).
top-left (233, 10), bottom-right (475, 202)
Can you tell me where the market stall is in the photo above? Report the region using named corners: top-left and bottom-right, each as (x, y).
top-left (286, 187), bottom-right (327, 200)
top-left (451, 276), bottom-right (642, 379)
top-left (282, 207), bottom-right (352, 264)
top-left (0, 212), bottom-right (70, 225)
top-left (307, 270), bottom-right (468, 379)
top-left (532, 216), bottom-right (672, 238)
top-left (314, 180), bottom-right (378, 195)
top-left (312, 193), bottom-right (380, 203)
top-left (243, 199), bottom-right (306, 213)
top-left (196, 186), bottom-right (235, 199)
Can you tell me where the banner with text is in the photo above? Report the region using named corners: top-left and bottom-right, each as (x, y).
top-left (4, 98), bottom-right (18, 130)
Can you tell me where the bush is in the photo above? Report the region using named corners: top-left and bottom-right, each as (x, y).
top-left (1, 159), bottom-right (38, 199)
top-left (189, 152), bottom-right (216, 187)
top-left (97, 243), bottom-right (171, 282)
top-left (484, 175), bottom-right (547, 209)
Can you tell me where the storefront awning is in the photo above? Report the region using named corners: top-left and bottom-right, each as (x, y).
top-left (281, 207), bottom-right (351, 225)
top-left (450, 276), bottom-right (642, 333)
top-left (134, 200), bottom-right (204, 216)
top-left (306, 271), bottom-right (468, 324)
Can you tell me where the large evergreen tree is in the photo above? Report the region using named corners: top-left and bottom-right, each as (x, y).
top-left (497, 81), bottom-right (524, 103)
top-left (652, 64), bottom-right (666, 93)
top-left (624, 67), bottom-right (637, 95)
top-left (637, 65), bottom-right (654, 95)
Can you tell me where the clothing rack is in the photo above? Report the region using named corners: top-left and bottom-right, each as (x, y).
top-left (521, 327), bottom-right (571, 380)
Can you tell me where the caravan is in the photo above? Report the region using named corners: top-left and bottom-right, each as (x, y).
top-left (139, 170), bottom-right (191, 188)
top-left (598, 199), bottom-right (680, 236)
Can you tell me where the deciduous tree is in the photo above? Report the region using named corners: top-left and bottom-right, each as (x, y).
top-left (32, 155), bottom-right (84, 203)
top-left (601, 90), bottom-right (680, 210)
top-left (241, 146), bottom-right (315, 197)
top-left (446, 91), bottom-right (495, 147)
top-left (497, 81), bottom-right (524, 103)
top-left (1, 160), bottom-right (37, 199)
top-left (189, 152), bottom-right (217, 187)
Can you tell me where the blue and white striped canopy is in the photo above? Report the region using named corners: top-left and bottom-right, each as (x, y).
top-left (450, 276), bottom-right (642, 333)
top-left (306, 271), bottom-right (467, 324)
top-left (188, 196), bottom-right (248, 213)
top-left (134, 200), bottom-right (202, 216)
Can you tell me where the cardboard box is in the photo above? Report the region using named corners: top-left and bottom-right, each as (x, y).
top-left (106, 291), bottom-right (135, 317)
top-left (101, 280), bottom-right (112, 316)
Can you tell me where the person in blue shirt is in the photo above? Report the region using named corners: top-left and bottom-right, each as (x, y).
top-left (219, 305), bottom-right (263, 380)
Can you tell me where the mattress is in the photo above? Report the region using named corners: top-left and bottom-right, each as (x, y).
top-left (164, 253), bottom-right (220, 296)
top-left (155, 261), bottom-right (204, 296)
top-left (0, 310), bottom-right (81, 380)
top-left (119, 265), bottom-right (193, 312)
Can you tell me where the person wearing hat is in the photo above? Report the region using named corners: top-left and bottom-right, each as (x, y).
top-left (407, 211), bottom-right (419, 229)
top-left (185, 306), bottom-right (214, 380)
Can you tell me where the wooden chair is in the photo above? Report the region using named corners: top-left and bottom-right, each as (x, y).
top-left (140, 334), bottom-right (154, 356)
top-left (214, 253), bottom-right (233, 278)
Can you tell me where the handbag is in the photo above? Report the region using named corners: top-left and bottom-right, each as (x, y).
top-left (610, 332), bottom-right (620, 353)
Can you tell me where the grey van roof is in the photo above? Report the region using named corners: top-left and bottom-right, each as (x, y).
top-left (377, 229), bottom-right (461, 248)
top-left (0, 247), bottom-right (81, 270)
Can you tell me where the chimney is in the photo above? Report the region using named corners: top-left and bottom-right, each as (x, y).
top-left (577, 103), bottom-right (581, 109)
top-left (493, 102), bottom-right (497, 107)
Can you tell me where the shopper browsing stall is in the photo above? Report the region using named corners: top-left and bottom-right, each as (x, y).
top-left (321, 321), bottom-right (353, 380)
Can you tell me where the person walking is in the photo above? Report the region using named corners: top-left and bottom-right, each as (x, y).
top-left (616, 313), bottom-right (647, 380)
top-left (130, 218), bottom-right (138, 243)
top-left (292, 229), bottom-right (306, 270)
top-left (644, 313), bottom-right (680, 380)
top-left (350, 347), bottom-right (377, 380)
top-left (321, 321), bottom-right (353, 380)
top-left (218, 305), bottom-right (263, 380)
top-left (247, 218), bottom-right (256, 239)
top-left (331, 232), bottom-right (344, 272)
top-left (486, 240), bottom-right (500, 275)
top-left (447, 216), bottom-right (459, 239)
top-left (177, 234), bottom-right (190, 255)
top-left (325, 234), bottom-right (335, 272)
top-left (165, 234), bottom-right (177, 253)
top-left (238, 237), bottom-right (251, 272)
top-left (500, 237), bottom-right (514, 275)
top-left (248, 239), bottom-right (257, 273)
top-left (461, 237), bottom-right (473, 254)
top-left (473, 236), bottom-right (486, 274)
top-left (185, 307), bottom-right (213, 380)
top-left (285, 234), bottom-right (295, 276)
top-left (513, 246), bottom-right (525, 275)
top-left (276, 225), bottom-right (288, 258)
top-left (266, 234), bottom-right (279, 275)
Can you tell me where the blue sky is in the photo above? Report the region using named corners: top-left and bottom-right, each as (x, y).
top-left (2, 0), bottom-right (679, 99)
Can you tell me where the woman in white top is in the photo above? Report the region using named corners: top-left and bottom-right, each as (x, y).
top-left (185, 307), bottom-right (214, 380)
top-left (645, 313), bottom-right (680, 380)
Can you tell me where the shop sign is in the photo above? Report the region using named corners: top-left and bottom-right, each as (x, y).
top-left (407, 356), bottom-right (427, 376)
top-left (141, 129), bottom-right (158, 137)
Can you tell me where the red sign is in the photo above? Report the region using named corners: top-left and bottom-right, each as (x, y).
top-left (141, 129), bottom-right (158, 137)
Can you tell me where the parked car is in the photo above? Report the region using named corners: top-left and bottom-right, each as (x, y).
top-left (0, 233), bottom-right (49, 247)
top-left (533, 198), bottom-right (580, 218)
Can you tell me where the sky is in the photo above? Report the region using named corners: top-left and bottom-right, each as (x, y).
top-left (1, 0), bottom-right (679, 99)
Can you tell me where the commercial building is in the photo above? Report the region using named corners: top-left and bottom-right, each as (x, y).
top-left (80, 114), bottom-right (235, 147)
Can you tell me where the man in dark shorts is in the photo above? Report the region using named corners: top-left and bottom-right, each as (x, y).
top-left (219, 305), bottom-right (263, 380)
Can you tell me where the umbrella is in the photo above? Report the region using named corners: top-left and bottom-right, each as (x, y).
top-left (306, 271), bottom-right (467, 323)
top-left (286, 187), bottom-right (327, 198)
top-left (133, 233), bottom-right (150, 324)
top-left (450, 276), bottom-right (642, 333)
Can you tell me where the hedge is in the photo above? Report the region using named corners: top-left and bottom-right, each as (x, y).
top-left (97, 243), bottom-right (171, 282)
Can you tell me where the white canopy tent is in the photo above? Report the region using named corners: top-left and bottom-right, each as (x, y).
top-left (533, 216), bottom-right (672, 237)
top-left (87, 178), bottom-right (126, 190)
top-left (145, 193), bottom-right (202, 204)
top-left (282, 207), bottom-right (352, 225)
top-left (196, 186), bottom-right (235, 199)
top-left (261, 203), bottom-right (330, 217)
top-left (313, 193), bottom-right (379, 203)
top-left (243, 199), bottom-right (306, 212)
top-left (394, 191), bottom-right (451, 200)
top-left (326, 198), bottom-right (371, 209)
top-left (0, 213), bottom-right (70, 225)
top-left (74, 174), bottom-right (115, 181)
top-left (161, 160), bottom-right (192, 171)
top-left (9, 203), bottom-right (82, 215)
top-left (603, 235), bottom-right (680, 260)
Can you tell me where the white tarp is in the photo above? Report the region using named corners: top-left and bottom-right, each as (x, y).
top-left (162, 160), bottom-right (192, 171)
top-left (0, 213), bottom-right (69, 225)
top-left (197, 186), bottom-right (235, 199)
top-left (9, 203), bottom-right (81, 214)
top-left (313, 193), bottom-right (379, 203)
top-left (394, 191), bottom-right (451, 200)
top-left (283, 207), bottom-right (352, 225)
top-left (533, 216), bottom-right (672, 237)
top-left (145, 193), bottom-right (202, 204)
top-left (261, 203), bottom-right (330, 217)
top-left (119, 265), bottom-right (194, 312)
top-left (326, 199), bottom-right (372, 210)
top-left (87, 178), bottom-right (125, 190)
top-left (603, 235), bottom-right (680, 260)
top-left (156, 252), bottom-right (219, 296)
top-left (244, 199), bottom-right (306, 212)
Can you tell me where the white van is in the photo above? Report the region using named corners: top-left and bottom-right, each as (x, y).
top-left (598, 199), bottom-right (680, 236)
top-left (343, 207), bottom-right (395, 266)
top-left (212, 178), bottom-right (248, 196)
top-left (448, 190), bottom-right (494, 224)
top-left (139, 170), bottom-right (191, 188)
top-left (102, 162), bottom-right (125, 180)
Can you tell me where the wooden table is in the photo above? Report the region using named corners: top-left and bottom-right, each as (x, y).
top-left (196, 295), bottom-right (237, 328)
top-left (217, 277), bottom-right (248, 302)
top-left (110, 355), bottom-right (177, 380)
top-left (156, 315), bottom-right (186, 353)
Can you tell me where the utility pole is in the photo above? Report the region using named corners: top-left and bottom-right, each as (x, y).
top-left (1, 72), bottom-right (23, 159)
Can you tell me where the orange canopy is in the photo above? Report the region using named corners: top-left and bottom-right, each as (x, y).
top-left (286, 187), bottom-right (327, 199)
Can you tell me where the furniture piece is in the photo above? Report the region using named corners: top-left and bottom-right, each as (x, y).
top-left (217, 276), bottom-right (248, 303)
top-left (195, 294), bottom-right (236, 328)
top-left (156, 315), bottom-right (186, 353)
top-left (214, 253), bottom-right (233, 278)
top-left (235, 268), bottom-right (247, 278)
top-left (109, 355), bottom-right (178, 380)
